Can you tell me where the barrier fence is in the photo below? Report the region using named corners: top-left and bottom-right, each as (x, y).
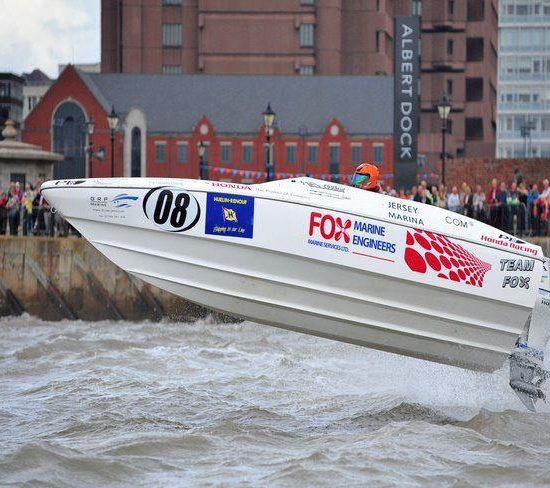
top-left (470, 201), bottom-right (548, 237)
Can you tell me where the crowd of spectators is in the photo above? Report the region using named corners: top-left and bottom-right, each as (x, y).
top-left (1, 172), bottom-right (549, 238)
top-left (0, 180), bottom-right (75, 237)
top-left (385, 170), bottom-right (550, 237)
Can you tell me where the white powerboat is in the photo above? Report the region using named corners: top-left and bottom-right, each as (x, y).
top-left (41, 177), bottom-right (550, 410)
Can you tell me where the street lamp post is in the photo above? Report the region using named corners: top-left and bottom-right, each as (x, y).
top-left (107, 106), bottom-right (119, 177)
top-left (197, 140), bottom-right (207, 179)
top-left (437, 95), bottom-right (452, 186)
top-left (263, 103), bottom-right (276, 182)
top-left (86, 117), bottom-right (95, 178)
top-left (520, 118), bottom-right (536, 158)
top-left (299, 125), bottom-right (307, 175)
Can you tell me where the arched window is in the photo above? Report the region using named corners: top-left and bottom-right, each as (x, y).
top-left (131, 127), bottom-right (141, 177)
top-left (52, 101), bottom-right (86, 178)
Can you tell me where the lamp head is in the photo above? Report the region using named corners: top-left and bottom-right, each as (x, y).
top-left (86, 117), bottom-right (95, 135)
top-left (263, 102), bottom-right (276, 129)
top-left (437, 95), bottom-right (451, 121)
top-left (107, 105), bottom-right (119, 131)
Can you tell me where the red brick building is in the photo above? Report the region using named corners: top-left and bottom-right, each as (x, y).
top-left (23, 66), bottom-right (394, 184)
top-left (101, 0), bottom-right (499, 177)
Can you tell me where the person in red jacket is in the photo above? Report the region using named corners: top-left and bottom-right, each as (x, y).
top-left (350, 163), bottom-right (382, 193)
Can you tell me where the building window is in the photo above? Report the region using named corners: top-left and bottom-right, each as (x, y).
top-left (242, 143), bottom-right (253, 164)
top-left (466, 38), bottom-right (484, 62)
top-left (0, 82), bottom-right (10, 97)
top-left (447, 120), bottom-right (453, 135)
top-left (465, 118), bottom-right (483, 140)
top-left (177, 142), bottom-right (188, 163)
top-left (329, 145), bottom-right (340, 180)
top-left (467, 0), bottom-right (484, 21)
top-left (286, 144), bottom-right (297, 164)
top-left (299, 66), bottom-right (314, 75)
top-left (307, 144), bottom-right (318, 164)
top-left (376, 31), bottom-right (381, 52)
top-left (10, 173), bottom-right (26, 188)
top-left (448, 0), bottom-right (454, 15)
top-left (466, 78), bottom-right (483, 102)
top-left (516, 4), bottom-right (528, 15)
top-left (351, 144), bottom-right (362, 164)
top-left (162, 65), bottom-right (182, 74)
top-left (155, 142), bottom-right (166, 162)
top-left (163, 24), bottom-right (182, 47)
top-left (163, 0), bottom-right (181, 4)
top-left (300, 0), bottom-right (314, 4)
top-left (446, 79), bottom-right (453, 95)
top-left (412, 0), bottom-right (422, 16)
top-left (329, 145), bottom-right (340, 164)
top-left (447, 39), bottom-right (454, 55)
top-left (0, 106), bottom-right (10, 122)
top-left (131, 127), bottom-right (142, 176)
top-left (221, 142), bottom-right (231, 163)
top-left (373, 144), bottom-right (384, 165)
top-left (27, 96), bottom-right (38, 111)
top-left (300, 24), bottom-right (314, 48)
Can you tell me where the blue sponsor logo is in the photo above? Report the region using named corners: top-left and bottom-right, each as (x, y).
top-left (205, 192), bottom-right (254, 238)
top-left (352, 220), bottom-right (396, 254)
top-left (112, 193), bottom-right (139, 208)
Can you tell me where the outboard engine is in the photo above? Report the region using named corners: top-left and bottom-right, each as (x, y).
top-left (510, 258), bottom-right (550, 411)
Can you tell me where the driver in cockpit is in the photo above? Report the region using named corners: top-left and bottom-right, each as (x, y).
top-left (350, 163), bottom-right (382, 193)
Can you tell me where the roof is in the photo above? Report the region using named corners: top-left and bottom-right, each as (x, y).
top-left (78, 71), bottom-right (394, 136)
top-left (0, 73), bottom-right (24, 84)
top-left (22, 69), bottom-right (53, 86)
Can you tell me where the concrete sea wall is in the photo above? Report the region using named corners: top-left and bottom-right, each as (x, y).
top-left (0, 236), bottom-right (207, 321)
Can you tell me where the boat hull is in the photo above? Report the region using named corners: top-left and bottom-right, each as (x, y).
top-left (41, 178), bottom-right (545, 373)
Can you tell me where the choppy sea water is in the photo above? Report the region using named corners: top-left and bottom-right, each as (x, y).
top-left (1, 316), bottom-right (550, 487)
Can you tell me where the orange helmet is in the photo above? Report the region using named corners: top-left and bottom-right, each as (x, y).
top-left (351, 163), bottom-right (379, 190)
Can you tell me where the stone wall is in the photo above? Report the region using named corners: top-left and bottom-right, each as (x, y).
top-left (0, 236), bottom-right (208, 321)
top-left (445, 157), bottom-right (550, 189)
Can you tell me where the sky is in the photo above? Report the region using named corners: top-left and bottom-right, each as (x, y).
top-left (0, 0), bottom-right (100, 78)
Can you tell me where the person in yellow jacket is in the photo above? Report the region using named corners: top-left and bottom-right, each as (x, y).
top-left (22, 183), bottom-right (36, 236)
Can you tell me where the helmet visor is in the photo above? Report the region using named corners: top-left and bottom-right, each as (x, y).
top-left (351, 173), bottom-right (370, 187)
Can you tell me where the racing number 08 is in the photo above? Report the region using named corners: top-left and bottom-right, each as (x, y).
top-left (144, 187), bottom-right (200, 232)
top-left (153, 189), bottom-right (190, 228)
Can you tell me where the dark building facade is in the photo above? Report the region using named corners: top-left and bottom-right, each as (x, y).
top-left (415, 0), bottom-right (498, 174)
top-left (0, 73), bottom-right (24, 139)
top-left (101, 0), bottom-right (499, 178)
top-left (23, 66), bottom-right (394, 184)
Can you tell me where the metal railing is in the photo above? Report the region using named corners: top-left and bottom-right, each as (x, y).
top-left (465, 200), bottom-right (548, 237)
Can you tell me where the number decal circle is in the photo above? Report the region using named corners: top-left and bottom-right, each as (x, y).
top-left (143, 187), bottom-right (200, 232)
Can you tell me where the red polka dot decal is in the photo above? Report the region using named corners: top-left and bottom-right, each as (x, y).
top-left (404, 229), bottom-right (491, 287)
